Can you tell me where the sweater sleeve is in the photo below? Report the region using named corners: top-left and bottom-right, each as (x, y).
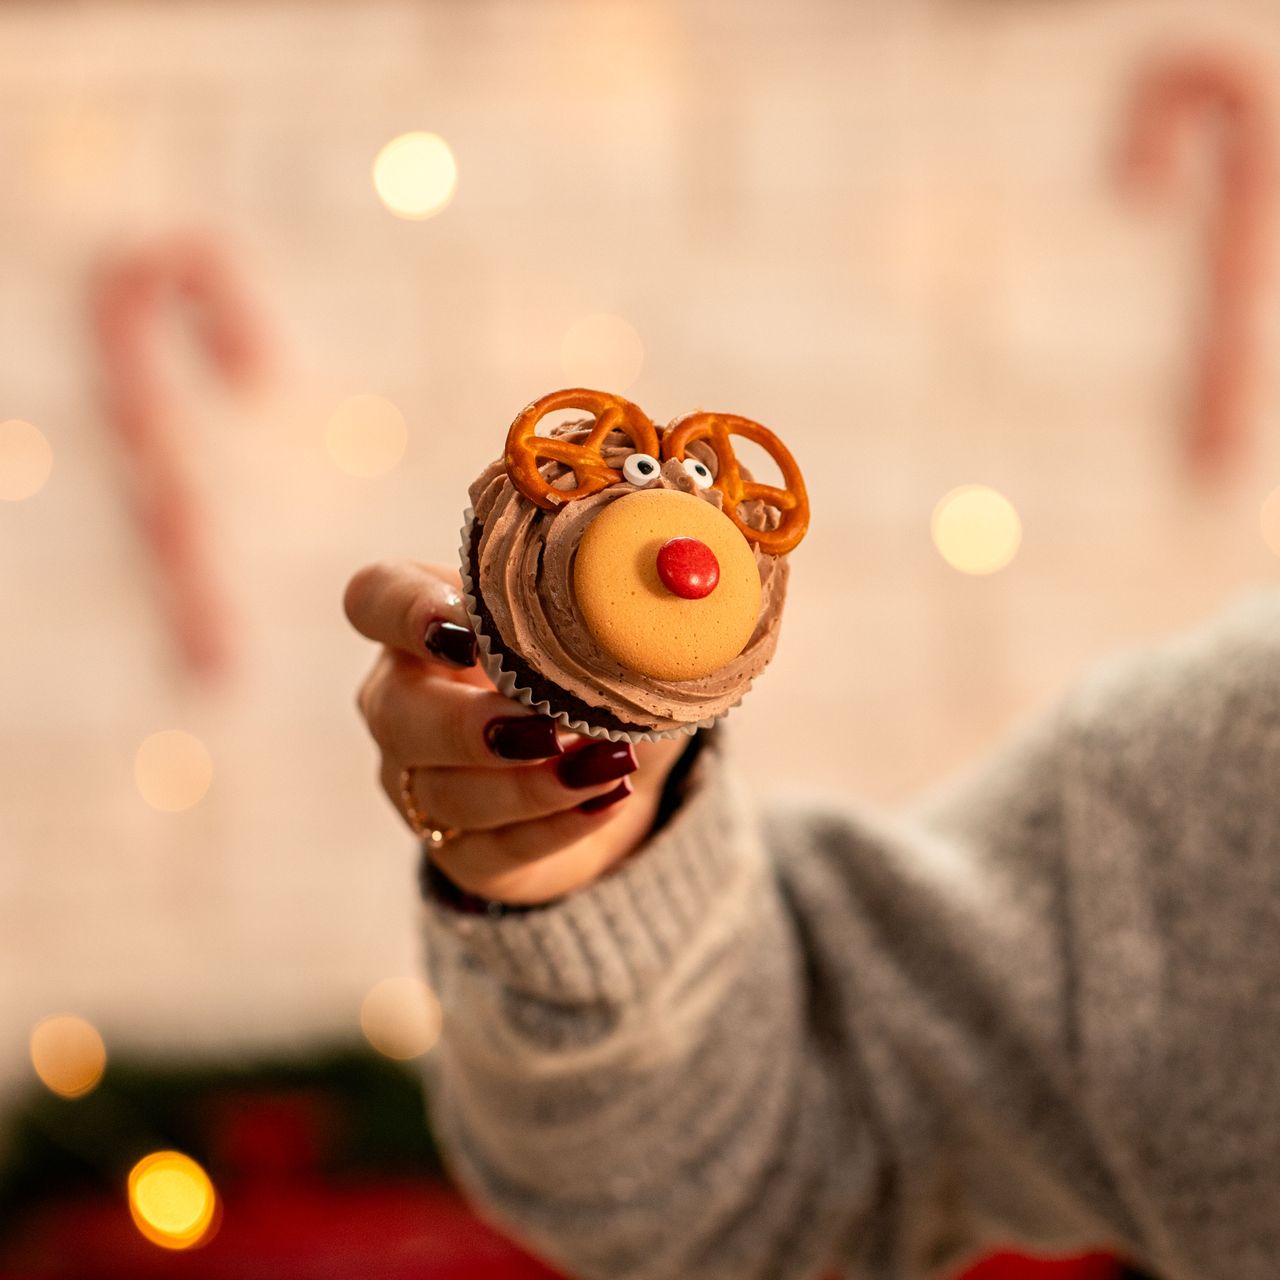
top-left (416, 691), bottom-right (1141, 1280)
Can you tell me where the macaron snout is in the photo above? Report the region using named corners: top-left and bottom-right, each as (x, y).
top-left (573, 489), bottom-right (761, 682)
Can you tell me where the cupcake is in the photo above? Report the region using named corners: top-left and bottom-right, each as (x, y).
top-left (459, 388), bottom-right (809, 742)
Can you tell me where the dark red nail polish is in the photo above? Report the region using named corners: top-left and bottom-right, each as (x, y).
top-left (556, 741), bottom-right (638, 790)
top-left (425, 619), bottom-right (478, 667)
top-left (484, 715), bottom-right (562, 760)
top-left (577, 777), bottom-right (634, 814)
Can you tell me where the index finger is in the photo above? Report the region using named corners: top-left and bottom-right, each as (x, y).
top-left (343, 559), bottom-right (478, 667)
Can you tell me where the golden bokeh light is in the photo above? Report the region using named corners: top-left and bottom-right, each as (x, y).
top-left (128, 1151), bottom-right (218, 1251)
top-left (931, 485), bottom-right (1023, 576)
top-left (1260, 487), bottom-right (1280, 558)
top-left (29, 1014), bottom-right (107, 1099)
top-left (0, 419), bottom-right (54, 502)
top-left (324, 394), bottom-right (408, 478)
top-left (134, 730), bottom-right (213, 813)
top-left (373, 132), bottom-right (458, 220)
top-left (360, 976), bottom-right (443, 1061)
top-left (559, 313), bottom-right (645, 392)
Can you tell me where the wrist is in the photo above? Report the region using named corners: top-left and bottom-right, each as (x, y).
top-left (419, 854), bottom-right (554, 918)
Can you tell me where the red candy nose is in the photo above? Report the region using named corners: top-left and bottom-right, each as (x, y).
top-left (657, 537), bottom-right (720, 599)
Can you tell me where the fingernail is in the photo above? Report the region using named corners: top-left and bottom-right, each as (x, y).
top-left (577, 777), bottom-right (634, 814)
top-left (556, 740), bottom-right (638, 790)
top-left (484, 715), bottom-right (562, 760)
top-left (425, 619), bottom-right (478, 668)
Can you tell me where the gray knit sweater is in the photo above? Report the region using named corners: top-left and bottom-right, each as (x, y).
top-left (418, 588), bottom-right (1280, 1280)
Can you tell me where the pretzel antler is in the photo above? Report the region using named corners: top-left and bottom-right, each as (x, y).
top-left (505, 388), bottom-right (659, 509)
top-left (662, 412), bottom-right (809, 554)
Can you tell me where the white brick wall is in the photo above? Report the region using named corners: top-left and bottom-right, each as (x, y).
top-left (3, 0), bottom-right (1279, 1093)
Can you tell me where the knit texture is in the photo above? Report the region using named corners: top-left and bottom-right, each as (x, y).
top-left (418, 587), bottom-right (1280, 1280)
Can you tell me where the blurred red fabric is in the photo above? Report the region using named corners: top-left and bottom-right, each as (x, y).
top-left (0, 1179), bottom-right (1123, 1280)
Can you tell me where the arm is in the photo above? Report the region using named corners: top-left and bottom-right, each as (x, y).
top-left (353, 554), bottom-right (1279, 1280)
top-left (418, 703), bottom-right (1143, 1280)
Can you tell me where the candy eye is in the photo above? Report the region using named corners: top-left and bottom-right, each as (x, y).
top-left (683, 457), bottom-right (714, 489)
top-left (622, 453), bottom-right (661, 486)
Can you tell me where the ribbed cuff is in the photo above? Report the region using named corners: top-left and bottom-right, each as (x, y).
top-left (419, 736), bottom-right (764, 1005)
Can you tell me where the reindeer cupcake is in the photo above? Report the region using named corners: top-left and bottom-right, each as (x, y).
top-left (459, 388), bottom-right (809, 742)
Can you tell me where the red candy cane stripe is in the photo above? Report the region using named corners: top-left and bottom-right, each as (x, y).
top-left (1117, 50), bottom-right (1275, 475)
top-left (89, 233), bottom-right (274, 681)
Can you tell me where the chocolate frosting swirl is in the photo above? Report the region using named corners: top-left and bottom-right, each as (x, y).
top-left (465, 429), bottom-right (789, 734)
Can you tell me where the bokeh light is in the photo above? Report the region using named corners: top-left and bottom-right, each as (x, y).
top-left (1260, 486), bottom-right (1280, 557)
top-left (931, 484), bottom-right (1023, 575)
top-left (324, 394), bottom-right (408, 478)
top-left (134, 730), bottom-right (213, 813)
top-left (29, 1014), bottom-right (107, 1099)
top-left (127, 1151), bottom-right (218, 1251)
top-left (0, 419), bottom-right (53, 501)
top-left (373, 132), bottom-right (457, 220)
top-left (360, 976), bottom-right (443, 1061)
top-left (559, 313), bottom-right (645, 391)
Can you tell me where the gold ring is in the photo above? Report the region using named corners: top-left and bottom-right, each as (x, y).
top-left (399, 768), bottom-right (458, 852)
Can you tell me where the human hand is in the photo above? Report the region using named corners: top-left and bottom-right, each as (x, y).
top-left (344, 560), bottom-right (689, 905)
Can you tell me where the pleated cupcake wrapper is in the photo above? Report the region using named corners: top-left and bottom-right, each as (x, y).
top-left (457, 507), bottom-right (732, 744)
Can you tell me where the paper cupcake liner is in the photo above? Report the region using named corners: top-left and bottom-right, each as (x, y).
top-left (457, 507), bottom-right (739, 744)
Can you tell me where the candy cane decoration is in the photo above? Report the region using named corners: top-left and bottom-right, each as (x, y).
top-left (1117, 51), bottom-right (1274, 475)
top-left (89, 233), bottom-right (274, 681)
